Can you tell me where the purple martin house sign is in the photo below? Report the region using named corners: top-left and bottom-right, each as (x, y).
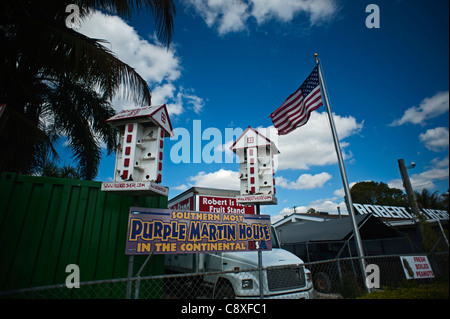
top-left (125, 207), bottom-right (272, 255)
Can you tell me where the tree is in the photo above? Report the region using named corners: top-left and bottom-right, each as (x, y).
top-left (41, 162), bottom-right (82, 179)
top-left (413, 190), bottom-right (444, 253)
top-left (0, 0), bottom-right (175, 179)
top-left (442, 190), bottom-right (449, 212)
top-left (415, 189), bottom-right (446, 210)
top-left (350, 181), bottom-right (408, 207)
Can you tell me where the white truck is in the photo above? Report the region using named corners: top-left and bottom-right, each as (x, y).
top-left (166, 187), bottom-right (314, 299)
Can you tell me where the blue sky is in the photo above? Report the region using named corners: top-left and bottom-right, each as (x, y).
top-left (60, 0), bottom-right (449, 223)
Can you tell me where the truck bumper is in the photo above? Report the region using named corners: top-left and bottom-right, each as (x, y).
top-left (235, 287), bottom-right (315, 299)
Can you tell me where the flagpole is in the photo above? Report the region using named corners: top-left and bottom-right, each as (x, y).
top-left (314, 53), bottom-right (370, 292)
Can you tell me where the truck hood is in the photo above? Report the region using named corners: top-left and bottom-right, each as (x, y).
top-left (221, 249), bottom-right (304, 269)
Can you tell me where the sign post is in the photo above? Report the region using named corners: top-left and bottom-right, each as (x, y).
top-left (256, 204), bottom-right (264, 298)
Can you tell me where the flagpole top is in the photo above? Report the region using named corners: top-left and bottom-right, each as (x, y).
top-left (314, 53), bottom-right (320, 64)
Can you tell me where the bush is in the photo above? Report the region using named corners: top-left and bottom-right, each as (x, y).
top-left (338, 273), bottom-right (364, 298)
top-left (359, 281), bottom-right (449, 299)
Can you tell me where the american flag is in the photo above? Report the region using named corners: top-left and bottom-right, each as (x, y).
top-left (270, 65), bottom-right (323, 135)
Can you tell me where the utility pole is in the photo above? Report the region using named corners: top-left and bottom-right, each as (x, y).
top-left (397, 159), bottom-right (425, 248)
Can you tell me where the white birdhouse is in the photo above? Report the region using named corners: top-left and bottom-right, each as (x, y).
top-left (230, 126), bottom-right (279, 205)
top-left (101, 104), bottom-right (173, 196)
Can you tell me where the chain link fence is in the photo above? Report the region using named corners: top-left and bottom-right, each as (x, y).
top-left (1, 252), bottom-right (447, 299)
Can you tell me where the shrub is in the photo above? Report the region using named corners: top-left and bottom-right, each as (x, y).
top-left (359, 281), bottom-right (449, 299)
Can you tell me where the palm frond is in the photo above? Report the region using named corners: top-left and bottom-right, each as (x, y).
top-left (0, 106), bottom-right (59, 175)
top-left (33, 12), bottom-right (152, 106)
top-left (45, 76), bottom-right (118, 179)
top-left (80, 0), bottom-right (176, 46)
top-left (1, 0), bottom-right (176, 178)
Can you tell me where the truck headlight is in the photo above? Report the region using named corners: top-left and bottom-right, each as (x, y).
top-left (242, 279), bottom-right (253, 290)
top-left (306, 271), bottom-right (312, 282)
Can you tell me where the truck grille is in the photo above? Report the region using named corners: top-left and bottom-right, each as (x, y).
top-left (267, 266), bottom-right (306, 291)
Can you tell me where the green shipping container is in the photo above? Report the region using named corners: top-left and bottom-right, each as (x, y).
top-left (0, 173), bottom-right (168, 298)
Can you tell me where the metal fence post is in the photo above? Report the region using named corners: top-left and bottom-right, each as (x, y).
top-left (134, 276), bottom-right (141, 299)
top-left (134, 248), bottom-right (155, 299)
top-left (126, 196), bottom-right (140, 299)
top-left (256, 204), bottom-right (264, 299)
top-left (126, 255), bottom-right (134, 299)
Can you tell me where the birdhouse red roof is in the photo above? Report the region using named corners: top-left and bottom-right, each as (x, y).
top-left (230, 126), bottom-right (279, 154)
top-left (106, 104), bottom-right (174, 137)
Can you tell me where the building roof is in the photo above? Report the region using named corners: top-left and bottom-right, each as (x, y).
top-left (276, 214), bottom-right (399, 244)
top-left (272, 212), bottom-right (338, 227)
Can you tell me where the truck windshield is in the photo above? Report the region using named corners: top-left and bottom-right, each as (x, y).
top-left (271, 227), bottom-right (280, 248)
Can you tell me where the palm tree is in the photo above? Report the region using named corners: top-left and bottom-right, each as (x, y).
top-left (41, 161), bottom-right (82, 179)
top-left (415, 189), bottom-right (445, 210)
top-left (442, 190), bottom-right (449, 212)
top-left (0, 0), bottom-right (175, 179)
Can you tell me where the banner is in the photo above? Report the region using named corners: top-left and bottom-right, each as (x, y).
top-left (236, 194), bottom-right (277, 205)
top-left (353, 203), bottom-right (449, 221)
top-left (125, 207), bottom-right (272, 255)
top-left (101, 181), bottom-right (168, 196)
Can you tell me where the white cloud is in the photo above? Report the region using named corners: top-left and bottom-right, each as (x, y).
top-left (216, 0), bottom-right (250, 34)
top-left (430, 156), bottom-right (449, 169)
top-left (419, 127), bottom-right (449, 152)
top-left (251, 0), bottom-right (338, 25)
top-left (388, 156), bottom-right (449, 191)
top-left (270, 207), bottom-right (297, 224)
top-left (183, 0), bottom-right (338, 35)
top-left (78, 11), bottom-right (204, 116)
top-left (79, 12), bottom-right (180, 84)
top-left (185, 0), bottom-right (249, 34)
top-left (270, 196), bottom-right (347, 223)
top-left (275, 111), bottom-right (363, 170)
top-left (216, 113), bottom-right (362, 171)
top-left (276, 172), bottom-right (332, 190)
top-left (188, 169), bottom-right (240, 189)
top-left (390, 91), bottom-right (449, 126)
top-left (152, 84), bottom-right (205, 116)
top-left (333, 181), bottom-right (358, 198)
top-left (151, 83), bottom-right (177, 104)
top-left (172, 184), bottom-right (188, 191)
top-left (151, 83), bottom-right (183, 115)
top-left (307, 197), bottom-right (347, 214)
top-left (182, 90), bottom-right (206, 114)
